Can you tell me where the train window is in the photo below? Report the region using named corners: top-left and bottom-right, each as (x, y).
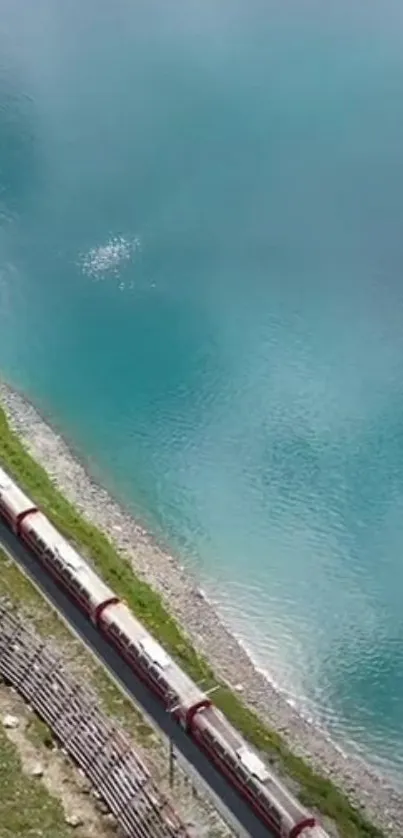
top-left (128, 646), bottom-right (141, 664)
top-left (48, 550), bottom-right (63, 567)
top-left (120, 632), bottom-right (131, 647)
top-left (201, 729), bottom-right (213, 744)
top-left (210, 736), bottom-right (237, 768)
top-left (155, 672), bottom-right (170, 692)
top-left (205, 732), bottom-right (233, 764)
top-left (64, 575), bottom-right (76, 592)
top-left (264, 801), bottom-right (283, 829)
top-left (32, 534), bottom-right (46, 551)
top-left (116, 626), bottom-right (127, 643)
top-left (224, 750), bottom-right (235, 767)
top-left (234, 762), bottom-right (250, 783)
top-left (73, 581), bottom-right (89, 600)
top-left (262, 800), bottom-right (281, 826)
top-left (152, 668), bottom-right (160, 682)
top-left (214, 739), bottom-right (226, 756)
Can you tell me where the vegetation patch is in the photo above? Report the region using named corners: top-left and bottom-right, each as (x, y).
top-left (0, 724), bottom-right (73, 838)
top-left (26, 715), bottom-right (55, 751)
top-left (0, 405), bottom-right (386, 838)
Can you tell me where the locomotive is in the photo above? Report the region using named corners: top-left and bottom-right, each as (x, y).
top-left (0, 464), bottom-right (329, 838)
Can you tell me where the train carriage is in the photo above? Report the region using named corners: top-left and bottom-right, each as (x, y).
top-left (97, 601), bottom-right (211, 724)
top-left (19, 512), bottom-right (118, 620)
top-left (189, 704), bottom-right (321, 838)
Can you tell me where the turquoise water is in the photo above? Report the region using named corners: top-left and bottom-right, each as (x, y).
top-left (2, 0), bottom-right (403, 778)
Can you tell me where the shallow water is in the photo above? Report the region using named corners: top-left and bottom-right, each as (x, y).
top-left (1, 0), bottom-right (403, 776)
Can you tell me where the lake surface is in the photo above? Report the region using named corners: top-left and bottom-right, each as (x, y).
top-left (1, 0), bottom-right (403, 778)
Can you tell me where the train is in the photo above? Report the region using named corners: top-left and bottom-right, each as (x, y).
top-left (0, 463), bottom-right (329, 838)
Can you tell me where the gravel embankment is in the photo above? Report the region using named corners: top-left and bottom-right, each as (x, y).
top-left (1, 379), bottom-right (402, 837)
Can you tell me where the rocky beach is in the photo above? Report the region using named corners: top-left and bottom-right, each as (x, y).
top-left (0, 379), bottom-right (402, 837)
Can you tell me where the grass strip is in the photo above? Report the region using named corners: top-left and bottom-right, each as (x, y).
top-left (0, 405), bottom-right (385, 838)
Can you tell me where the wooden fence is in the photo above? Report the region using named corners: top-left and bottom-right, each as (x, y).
top-left (0, 602), bottom-right (192, 838)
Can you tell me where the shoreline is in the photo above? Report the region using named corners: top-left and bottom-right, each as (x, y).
top-left (1, 379), bottom-right (402, 837)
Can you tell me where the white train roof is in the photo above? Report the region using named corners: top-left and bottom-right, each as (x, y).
top-left (0, 464), bottom-right (13, 486)
top-left (102, 602), bottom-right (207, 710)
top-left (236, 745), bottom-right (270, 782)
top-left (0, 466), bottom-right (36, 515)
top-left (139, 635), bottom-right (170, 668)
top-left (24, 512), bottom-right (115, 604)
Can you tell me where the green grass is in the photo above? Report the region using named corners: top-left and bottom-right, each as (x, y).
top-left (26, 716), bottom-right (55, 751)
top-left (0, 726), bottom-right (74, 838)
top-left (0, 405), bottom-right (386, 838)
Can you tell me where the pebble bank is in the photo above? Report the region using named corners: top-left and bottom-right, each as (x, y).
top-left (0, 380), bottom-right (402, 837)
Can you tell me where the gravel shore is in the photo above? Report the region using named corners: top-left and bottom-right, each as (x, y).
top-left (1, 379), bottom-right (402, 837)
